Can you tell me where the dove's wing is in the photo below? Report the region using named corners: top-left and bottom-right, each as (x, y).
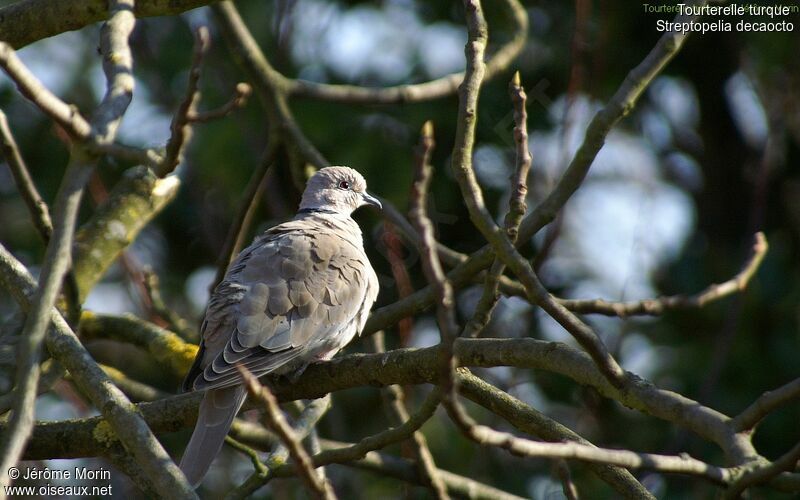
top-left (183, 216), bottom-right (379, 392)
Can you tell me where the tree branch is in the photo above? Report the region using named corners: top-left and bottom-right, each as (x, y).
top-left (558, 232), bottom-right (768, 317)
top-left (0, 42), bottom-right (91, 138)
top-left (211, 142), bottom-right (278, 292)
top-left (362, 0), bottom-right (708, 340)
top-left (188, 82), bottom-right (252, 123)
top-left (555, 460), bottom-right (580, 500)
top-left (238, 366), bottom-right (337, 500)
top-left (408, 118), bottom-right (461, 398)
top-left (0, 244), bottom-right (197, 497)
top-left (723, 441), bottom-right (800, 499)
top-left (65, 303), bottom-right (746, 465)
top-left (732, 376), bottom-right (800, 432)
top-left (405, 57), bottom-right (647, 497)
top-left (463, 71), bottom-right (531, 339)
top-left (211, 0), bottom-right (327, 170)
top-left (159, 26), bottom-right (209, 177)
top-left (228, 395), bottom-right (333, 499)
top-left (0, 153), bottom-right (94, 490)
top-left (0, 110), bottom-right (53, 242)
top-left (0, 0), bottom-right (215, 49)
top-left (79, 312), bottom-right (198, 378)
top-left (457, 372), bottom-right (654, 499)
top-left (142, 269), bottom-right (197, 341)
top-left (447, 0), bottom-right (627, 388)
top-left (8, 328), bottom-right (799, 493)
top-left (288, 0), bottom-right (527, 105)
top-left (90, 0), bottom-right (135, 144)
top-left (0, 39), bottom-right (159, 168)
top-left (71, 166), bottom-right (180, 301)
top-left (332, 443), bottom-right (527, 500)
top-left (370, 332), bottom-right (450, 500)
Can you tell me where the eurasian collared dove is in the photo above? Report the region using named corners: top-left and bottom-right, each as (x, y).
top-left (179, 166), bottom-right (381, 487)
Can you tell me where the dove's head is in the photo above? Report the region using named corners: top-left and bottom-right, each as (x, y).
top-left (299, 166), bottom-right (382, 215)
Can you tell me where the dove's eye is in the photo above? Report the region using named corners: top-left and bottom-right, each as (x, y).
top-left (338, 180), bottom-right (351, 190)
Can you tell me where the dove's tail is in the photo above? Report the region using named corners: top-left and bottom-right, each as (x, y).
top-left (180, 385), bottom-right (247, 488)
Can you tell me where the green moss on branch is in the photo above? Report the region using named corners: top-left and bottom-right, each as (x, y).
top-left (72, 166), bottom-right (179, 302)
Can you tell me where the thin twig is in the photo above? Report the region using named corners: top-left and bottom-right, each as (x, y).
top-left (502, 71), bottom-right (532, 243)
top-left (493, 232), bottom-right (767, 319)
top-left (555, 460), bottom-right (580, 500)
top-left (381, 198), bottom-right (466, 269)
top-left (305, 427), bottom-right (328, 491)
top-left (519, 1), bottom-right (707, 242)
top-left (732, 376), bottom-right (800, 432)
top-left (0, 110), bottom-right (52, 241)
top-left (211, 1), bottom-right (328, 170)
top-left (142, 269), bottom-right (197, 341)
top-left (408, 120), bottom-right (460, 398)
top-left (723, 442), bottom-right (800, 499)
top-left (333, 442), bottom-right (527, 500)
top-left (370, 332), bottom-right (449, 500)
top-left (227, 395), bottom-right (332, 499)
top-left (99, 364), bottom-right (169, 402)
top-left (0, 43), bottom-right (92, 138)
top-left (448, 0), bottom-right (626, 387)
top-left (159, 26), bottom-right (209, 176)
top-left (406, 115), bottom-right (486, 490)
top-left (451, 420), bottom-right (733, 484)
top-left (229, 378), bottom-right (445, 498)
top-left (463, 71), bottom-right (531, 338)
top-left (211, 142), bottom-right (278, 292)
top-left (559, 232), bottom-right (768, 317)
top-left (266, 397), bottom-right (332, 471)
top-left (90, 0), bottom-right (135, 143)
top-left (289, 0), bottom-right (527, 105)
top-left (283, 389), bottom-right (444, 474)
top-left (0, 359), bottom-right (64, 416)
top-left (381, 225), bottom-right (416, 343)
top-left (457, 371), bottom-right (654, 498)
top-left (188, 82), bottom-right (252, 123)
top-left (225, 436), bottom-right (269, 478)
top-left (237, 365), bottom-right (336, 500)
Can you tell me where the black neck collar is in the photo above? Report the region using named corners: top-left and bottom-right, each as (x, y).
top-left (297, 207), bottom-right (339, 215)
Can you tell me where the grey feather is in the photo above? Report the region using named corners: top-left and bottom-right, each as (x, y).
top-left (179, 385), bottom-right (246, 488)
top-left (180, 167), bottom-right (380, 487)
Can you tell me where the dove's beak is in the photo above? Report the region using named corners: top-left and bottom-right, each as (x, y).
top-left (361, 192), bottom-right (383, 210)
